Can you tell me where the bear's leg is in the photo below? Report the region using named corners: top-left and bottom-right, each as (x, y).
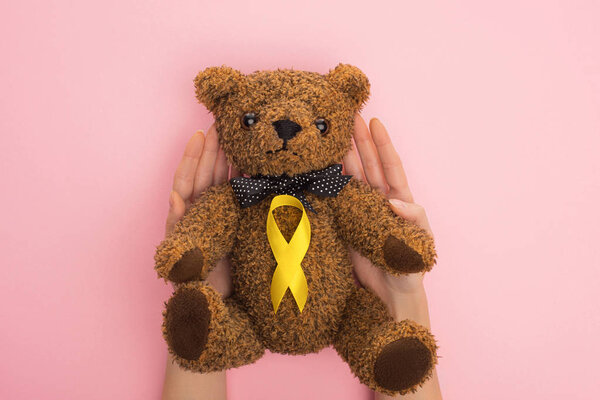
top-left (163, 281), bottom-right (265, 373)
top-left (333, 287), bottom-right (437, 396)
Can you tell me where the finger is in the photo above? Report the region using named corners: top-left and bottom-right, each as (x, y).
top-left (230, 165), bottom-right (241, 179)
top-left (172, 131), bottom-right (204, 203)
top-left (192, 124), bottom-right (219, 200)
top-left (370, 118), bottom-right (414, 203)
top-left (165, 190), bottom-right (186, 236)
top-left (342, 138), bottom-right (365, 181)
top-left (213, 147), bottom-right (229, 185)
top-left (352, 114), bottom-right (388, 193)
top-left (389, 199), bottom-right (433, 237)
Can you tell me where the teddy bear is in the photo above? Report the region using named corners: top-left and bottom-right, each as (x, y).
top-left (154, 64), bottom-right (438, 395)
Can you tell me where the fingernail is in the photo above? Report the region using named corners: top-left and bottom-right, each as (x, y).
top-left (196, 130), bottom-right (204, 135)
top-left (169, 191), bottom-right (175, 207)
top-left (389, 199), bottom-right (406, 208)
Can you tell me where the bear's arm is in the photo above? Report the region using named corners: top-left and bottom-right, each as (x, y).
top-left (331, 178), bottom-right (437, 275)
top-left (154, 182), bottom-right (240, 283)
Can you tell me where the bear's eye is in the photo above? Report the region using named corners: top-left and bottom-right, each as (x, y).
top-left (314, 118), bottom-right (329, 135)
top-left (241, 112), bottom-right (258, 129)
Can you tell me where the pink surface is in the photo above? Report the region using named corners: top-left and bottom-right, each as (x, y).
top-left (1, 1), bottom-right (599, 399)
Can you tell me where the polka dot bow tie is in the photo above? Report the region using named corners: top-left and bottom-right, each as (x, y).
top-left (230, 164), bottom-right (352, 213)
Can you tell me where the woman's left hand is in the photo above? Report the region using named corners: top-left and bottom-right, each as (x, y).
top-left (344, 115), bottom-right (442, 400)
top-left (343, 115), bottom-right (434, 315)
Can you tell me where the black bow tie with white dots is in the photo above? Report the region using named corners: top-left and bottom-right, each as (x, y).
top-left (230, 164), bottom-right (352, 213)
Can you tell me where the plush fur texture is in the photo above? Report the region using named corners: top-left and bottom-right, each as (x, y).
top-left (155, 64), bottom-right (438, 395)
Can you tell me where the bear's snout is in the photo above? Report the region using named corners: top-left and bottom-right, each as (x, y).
top-left (272, 119), bottom-right (302, 142)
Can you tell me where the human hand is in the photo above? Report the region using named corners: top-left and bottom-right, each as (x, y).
top-left (343, 115), bottom-right (434, 318)
top-left (165, 124), bottom-right (236, 298)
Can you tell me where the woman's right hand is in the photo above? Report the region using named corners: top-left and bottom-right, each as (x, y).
top-left (165, 124), bottom-right (236, 298)
top-left (162, 124), bottom-right (232, 399)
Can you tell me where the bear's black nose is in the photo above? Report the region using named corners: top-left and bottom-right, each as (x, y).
top-left (272, 119), bottom-right (302, 141)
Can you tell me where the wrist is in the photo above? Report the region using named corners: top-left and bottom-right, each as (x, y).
top-left (383, 285), bottom-right (431, 327)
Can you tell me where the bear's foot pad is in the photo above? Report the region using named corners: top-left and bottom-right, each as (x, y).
top-left (165, 288), bottom-right (211, 361)
top-left (373, 337), bottom-right (433, 392)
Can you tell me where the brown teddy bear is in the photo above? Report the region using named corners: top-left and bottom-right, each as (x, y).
top-left (155, 64), bottom-right (438, 395)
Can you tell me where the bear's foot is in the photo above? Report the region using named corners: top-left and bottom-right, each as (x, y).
top-left (374, 337), bottom-right (433, 392)
top-left (333, 287), bottom-right (437, 396)
top-left (164, 287), bottom-right (211, 361)
top-left (162, 282), bottom-right (266, 373)
top-left (168, 248), bottom-right (205, 283)
top-left (382, 235), bottom-right (426, 273)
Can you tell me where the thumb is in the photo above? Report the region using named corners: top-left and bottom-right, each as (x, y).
top-left (165, 191), bottom-right (186, 236)
top-left (389, 198), bottom-right (433, 237)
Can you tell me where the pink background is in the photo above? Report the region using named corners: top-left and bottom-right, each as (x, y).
top-left (1, 1), bottom-right (599, 399)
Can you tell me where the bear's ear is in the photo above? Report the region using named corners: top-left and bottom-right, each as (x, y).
top-left (194, 66), bottom-right (246, 111)
top-left (325, 64), bottom-right (370, 110)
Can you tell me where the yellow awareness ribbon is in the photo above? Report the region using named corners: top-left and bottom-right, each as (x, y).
top-left (266, 195), bottom-right (310, 314)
